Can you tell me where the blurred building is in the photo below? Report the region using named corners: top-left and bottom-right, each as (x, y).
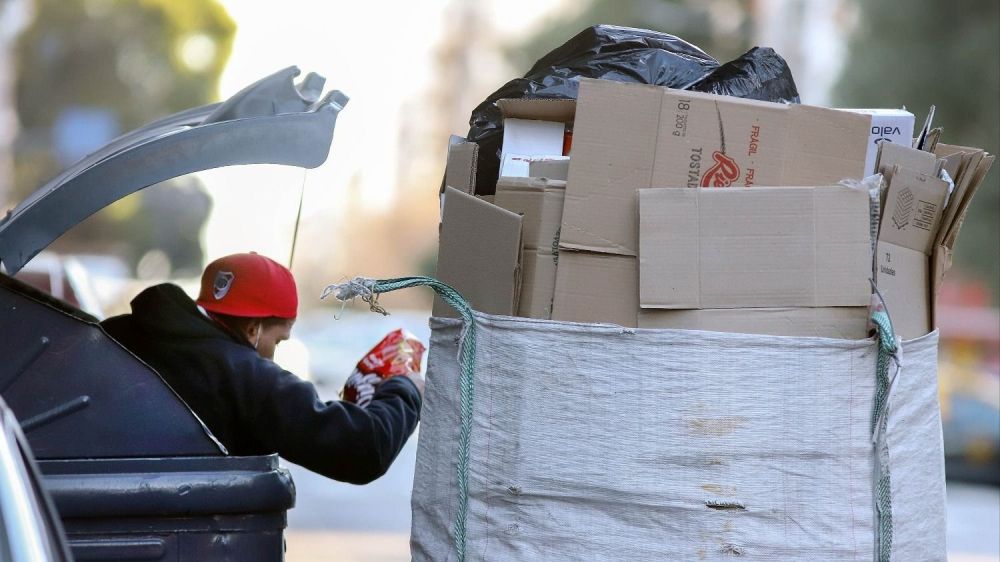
top-left (752, 0), bottom-right (856, 105)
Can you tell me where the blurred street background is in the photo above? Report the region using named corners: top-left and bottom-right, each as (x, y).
top-left (0, 0), bottom-right (997, 559)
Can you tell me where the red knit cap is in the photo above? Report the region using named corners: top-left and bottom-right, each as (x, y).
top-left (196, 253), bottom-right (298, 319)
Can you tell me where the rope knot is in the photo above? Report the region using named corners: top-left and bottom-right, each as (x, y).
top-left (320, 277), bottom-right (387, 315)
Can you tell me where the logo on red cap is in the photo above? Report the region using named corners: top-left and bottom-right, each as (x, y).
top-left (213, 271), bottom-right (235, 300)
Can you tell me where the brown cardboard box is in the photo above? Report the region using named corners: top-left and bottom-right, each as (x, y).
top-left (638, 307), bottom-right (870, 339)
top-left (560, 78), bottom-right (872, 257)
top-left (494, 177), bottom-right (566, 319)
top-left (433, 187), bottom-right (522, 317)
top-left (519, 249), bottom-right (558, 319)
top-left (494, 177), bottom-right (565, 252)
top-left (876, 240), bottom-right (930, 340)
top-left (441, 99), bottom-right (576, 197)
top-left (638, 186), bottom-right (872, 309)
top-left (551, 252), bottom-right (638, 327)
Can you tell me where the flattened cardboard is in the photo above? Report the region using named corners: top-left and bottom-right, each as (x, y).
top-left (879, 168), bottom-right (949, 254)
top-left (639, 186), bottom-right (872, 309)
top-left (551, 252), bottom-right (637, 327)
top-left (638, 307), bottom-right (870, 339)
top-left (560, 78), bottom-right (871, 256)
top-left (519, 249), bottom-right (558, 319)
top-left (934, 150), bottom-right (983, 247)
top-left (494, 177), bottom-right (565, 252)
top-left (876, 240), bottom-right (930, 340)
top-left (433, 187), bottom-right (522, 317)
top-left (941, 154), bottom-right (994, 249)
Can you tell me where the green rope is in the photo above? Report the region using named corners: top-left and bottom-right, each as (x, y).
top-left (870, 310), bottom-right (897, 562)
top-left (325, 276), bottom-right (476, 562)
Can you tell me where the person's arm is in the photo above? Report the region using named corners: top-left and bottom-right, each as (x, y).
top-left (241, 361), bottom-right (422, 484)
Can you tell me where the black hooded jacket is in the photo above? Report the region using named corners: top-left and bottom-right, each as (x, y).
top-left (101, 283), bottom-right (421, 484)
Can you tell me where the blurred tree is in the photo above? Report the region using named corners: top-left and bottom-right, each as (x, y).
top-left (12, 0), bottom-right (235, 276)
top-left (506, 0), bottom-right (753, 75)
top-left (835, 0), bottom-right (1000, 299)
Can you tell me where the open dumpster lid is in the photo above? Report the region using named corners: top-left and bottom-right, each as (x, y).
top-left (0, 66), bottom-right (348, 275)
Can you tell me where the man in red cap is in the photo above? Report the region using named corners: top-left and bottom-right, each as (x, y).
top-left (101, 252), bottom-right (422, 484)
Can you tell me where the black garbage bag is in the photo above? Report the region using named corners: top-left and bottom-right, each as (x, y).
top-left (467, 25), bottom-right (800, 195)
top-left (688, 46), bottom-right (799, 102)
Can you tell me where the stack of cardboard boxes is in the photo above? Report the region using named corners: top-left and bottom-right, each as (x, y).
top-left (873, 140), bottom-right (994, 339)
top-left (436, 77), bottom-right (992, 340)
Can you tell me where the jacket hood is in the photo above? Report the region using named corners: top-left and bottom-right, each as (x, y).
top-left (130, 283), bottom-right (247, 346)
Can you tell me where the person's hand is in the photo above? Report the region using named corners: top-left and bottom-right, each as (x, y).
top-left (402, 371), bottom-right (425, 400)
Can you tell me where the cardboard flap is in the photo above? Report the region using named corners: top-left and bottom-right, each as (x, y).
top-left (434, 187), bottom-right (523, 317)
top-left (497, 98), bottom-right (577, 122)
top-left (876, 141), bottom-right (941, 183)
top-left (559, 79), bottom-right (664, 255)
top-left (783, 106), bottom-right (871, 185)
top-left (444, 141), bottom-right (478, 195)
top-left (879, 168), bottom-right (949, 254)
top-left (639, 186), bottom-right (872, 309)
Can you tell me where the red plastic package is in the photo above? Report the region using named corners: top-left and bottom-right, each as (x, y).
top-left (342, 329), bottom-right (426, 407)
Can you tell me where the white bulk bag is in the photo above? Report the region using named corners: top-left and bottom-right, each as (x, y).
top-left (410, 313), bottom-right (945, 561)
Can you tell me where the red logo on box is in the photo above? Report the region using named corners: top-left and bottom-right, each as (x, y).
top-left (701, 151), bottom-right (740, 187)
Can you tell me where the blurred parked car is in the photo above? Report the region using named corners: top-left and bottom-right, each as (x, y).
top-left (938, 300), bottom-right (1000, 486)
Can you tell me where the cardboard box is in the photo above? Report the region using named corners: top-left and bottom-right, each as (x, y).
top-left (637, 307), bottom-right (870, 339)
top-left (878, 168), bottom-right (949, 255)
top-left (519, 249), bottom-right (558, 319)
top-left (842, 108), bottom-right (915, 175)
top-left (494, 177), bottom-right (566, 319)
top-left (876, 240), bottom-right (930, 340)
top-left (551, 252), bottom-right (638, 327)
top-left (560, 78), bottom-right (872, 257)
top-left (433, 187), bottom-right (522, 317)
top-left (444, 99), bottom-right (575, 196)
top-left (638, 186), bottom-right (872, 309)
top-left (494, 177), bottom-right (565, 252)
top-left (499, 118), bottom-right (566, 177)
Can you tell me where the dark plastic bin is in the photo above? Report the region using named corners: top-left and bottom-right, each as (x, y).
top-left (1, 274), bottom-right (297, 561)
top-left (39, 455), bottom-right (294, 561)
